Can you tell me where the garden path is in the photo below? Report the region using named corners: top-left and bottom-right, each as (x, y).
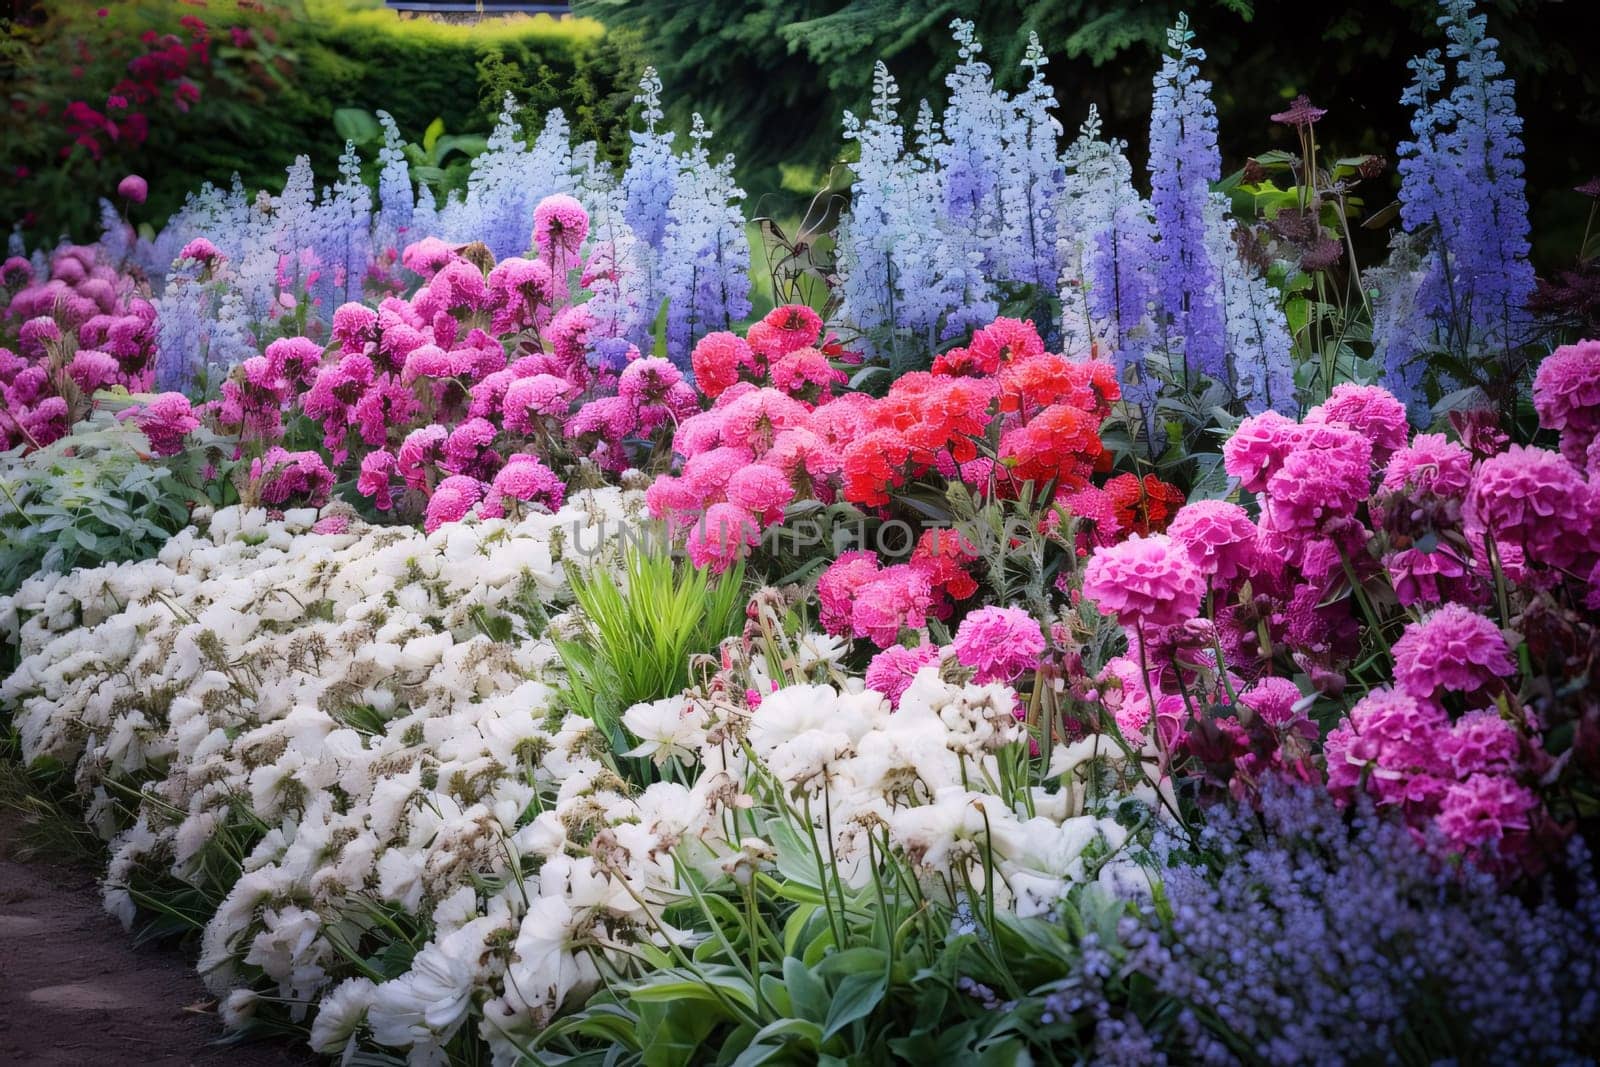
top-left (0, 812), bottom-right (308, 1066)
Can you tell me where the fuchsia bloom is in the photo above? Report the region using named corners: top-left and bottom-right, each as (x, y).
top-left (424, 474), bottom-right (487, 533)
top-left (1391, 605), bottom-right (1515, 700)
top-left (117, 174), bottom-right (148, 203)
top-left (1082, 533), bottom-right (1206, 629)
top-left (177, 237), bottom-right (221, 266)
top-left (1379, 432), bottom-right (1473, 499)
top-left (250, 448), bottom-right (334, 508)
top-left (690, 331), bottom-right (758, 399)
top-left (1306, 383), bottom-right (1410, 461)
top-left (817, 551), bottom-right (885, 636)
top-left (1165, 499), bottom-right (1257, 587)
top-left (357, 450), bottom-right (397, 510)
top-left (397, 424), bottom-right (448, 490)
top-left (1324, 688), bottom-right (1453, 809)
top-left (1238, 676), bottom-right (1305, 727)
top-left (400, 237), bottom-right (458, 279)
top-left (1259, 427), bottom-right (1373, 545)
top-left (481, 454), bottom-right (565, 518)
top-left (864, 643), bottom-right (944, 709)
top-left (1437, 710), bottom-right (1522, 777)
top-left (487, 257), bottom-right (555, 334)
top-left (123, 392), bottom-right (199, 455)
top-left (685, 502), bottom-right (759, 573)
top-left (1436, 774), bottom-right (1539, 858)
top-left (1221, 410), bottom-right (1304, 492)
top-left (502, 374), bottom-right (578, 433)
top-left (725, 463), bottom-right (794, 525)
top-left (951, 605), bottom-right (1045, 683)
top-left (1464, 444), bottom-right (1598, 573)
top-left (532, 194), bottom-right (589, 268)
top-left (850, 564), bottom-right (935, 648)
top-left (67, 348), bottom-right (120, 393)
top-left (1532, 339), bottom-right (1600, 466)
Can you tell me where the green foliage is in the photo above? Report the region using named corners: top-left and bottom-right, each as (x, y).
top-left (3, 0), bottom-right (644, 242)
top-left (556, 544), bottom-right (747, 747)
top-left (0, 408), bottom-right (233, 600)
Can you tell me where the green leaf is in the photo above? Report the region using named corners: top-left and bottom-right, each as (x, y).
top-left (782, 956), bottom-right (829, 1023)
top-left (422, 116), bottom-right (446, 156)
top-left (332, 107), bottom-right (382, 146)
top-left (821, 971), bottom-right (886, 1041)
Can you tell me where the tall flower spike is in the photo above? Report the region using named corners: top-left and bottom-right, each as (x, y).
top-left (1148, 14), bottom-right (1228, 384)
top-left (1384, 0), bottom-right (1535, 397)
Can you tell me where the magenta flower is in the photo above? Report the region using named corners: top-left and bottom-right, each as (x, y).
top-left (532, 194), bottom-right (590, 270)
top-left (1306, 383), bottom-right (1410, 462)
top-left (1465, 444), bottom-right (1598, 573)
top-left (685, 502), bottom-right (758, 573)
top-left (481, 453), bottom-right (565, 518)
top-left (1532, 340), bottom-right (1600, 465)
top-left (424, 474), bottom-right (488, 532)
top-left (1082, 533), bottom-right (1206, 630)
top-left (951, 605), bottom-right (1045, 684)
top-left (250, 447), bottom-right (334, 508)
top-left (817, 551), bottom-right (882, 636)
top-left (357, 449), bottom-right (397, 511)
top-left (117, 174), bottom-right (148, 204)
top-left (864, 643), bottom-right (944, 709)
top-left (1391, 604), bottom-right (1516, 700)
top-left (1166, 499), bottom-right (1257, 587)
top-left (725, 463), bottom-right (794, 526)
top-left (850, 564), bottom-right (935, 648)
top-left (124, 391), bottom-right (199, 456)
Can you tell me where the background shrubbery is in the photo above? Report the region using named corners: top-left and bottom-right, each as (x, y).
top-left (2, 0), bottom-right (644, 242)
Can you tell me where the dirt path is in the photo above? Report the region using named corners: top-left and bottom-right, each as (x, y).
top-left (0, 812), bottom-right (311, 1066)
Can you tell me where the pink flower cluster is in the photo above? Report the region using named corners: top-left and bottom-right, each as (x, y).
top-left (196, 193), bottom-right (725, 531)
top-left (1079, 349), bottom-right (1600, 875)
top-left (1, 245), bottom-right (158, 449)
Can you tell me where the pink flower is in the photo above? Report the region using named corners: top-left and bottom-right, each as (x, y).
top-left (1323, 687), bottom-right (1452, 809)
top-left (725, 463), bottom-right (794, 525)
top-left (250, 448), bottom-right (333, 507)
top-left (502, 374), bottom-right (578, 433)
top-left (117, 174), bottom-right (148, 204)
top-left (1306, 383), bottom-right (1410, 461)
top-left (816, 551), bottom-right (882, 636)
top-left (685, 502), bottom-right (758, 573)
top-left (1259, 427), bottom-right (1372, 545)
top-left (770, 347), bottom-right (846, 403)
top-left (1379, 432), bottom-right (1473, 499)
top-left (177, 237), bottom-right (221, 267)
top-left (532, 194), bottom-right (589, 268)
top-left (1385, 544), bottom-right (1475, 609)
top-left (717, 387), bottom-right (810, 456)
top-left (681, 445), bottom-right (754, 505)
top-left (424, 474), bottom-right (487, 532)
top-left (67, 348), bottom-right (120, 393)
top-left (1165, 499), bottom-right (1257, 587)
top-left (864, 643), bottom-right (944, 708)
top-left (443, 417), bottom-right (500, 479)
top-left (1082, 533), bottom-right (1206, 629)
top-left (755, 305), bottom-right (824, 355)
top-left (1222, 410), bottom-right (1303, 492)
top-left (397, 424), bottom-right (448, 490)
top-left (400, 237), bottom-right (459, 280)
top-left (951, 605), bottom-right (1045, 683)
top-left (1437, 710), bottom-right (1522, 777)
top-left (357, 450), bottom-right (397, 510)
top-left (1391, 604), bottom-right (1515, 700)
top-left (1532, 340), bottom-right (1600, 466)
top-left (851, 564), bottom-right (935, 648)
top-left (1099, 656), bottom-right (1155, 744)
top-left (690, 331), bottom-right (756, 399)
top-left (331, 302), bottom-right (377, 353)
top-left (1464, 444), bottom-right (1598, 573)
top-left (487, 256), bottom-right (555, 334)
top-left (482, 454), bottom-right (565, 517)
top-left (124, 391), bottom-right (199, 455)
top-left (1238, 676), bottom-right (1305, 727)
top-left (1436, 774), bottom-right (1538, 856)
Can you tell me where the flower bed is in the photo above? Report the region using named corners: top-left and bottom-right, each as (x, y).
top-left (3, 0), bottom-right (1600, 1063)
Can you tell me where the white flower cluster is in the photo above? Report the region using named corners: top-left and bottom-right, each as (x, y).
top-left (0, 489), bottom-right (736, 1065)
top-left (625, 666), bottom-right (1156, 920)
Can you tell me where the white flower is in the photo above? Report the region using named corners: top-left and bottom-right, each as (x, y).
top-left (622, 696), bottom-right (707, 765)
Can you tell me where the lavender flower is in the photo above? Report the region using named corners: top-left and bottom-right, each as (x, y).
top-left (1148, 15), bottom-right (1227, 384)
top-left (1382, 0), bottom-right (1536, 400)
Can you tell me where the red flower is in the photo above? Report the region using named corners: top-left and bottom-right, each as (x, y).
top-left (1106, 472), bottom-right (1186, 536)
top-left (999, 404), bottom-right (1101, 488)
